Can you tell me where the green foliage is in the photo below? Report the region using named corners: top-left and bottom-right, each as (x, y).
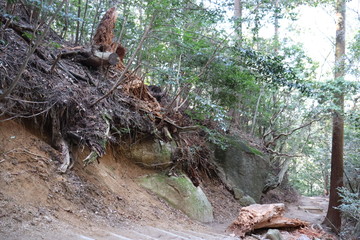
top-left (201, 127), bottom-right (229, 150)
top-left (348, 30), bottom-right (360, 78)
top-left (22, 32), bottom-right (35, 40)
top-left (235, 47), bottom-right (310, 93)
top-left (187, 93), bottom-right (228, 127)
top-left (336, 187), bottom-right (360, 221)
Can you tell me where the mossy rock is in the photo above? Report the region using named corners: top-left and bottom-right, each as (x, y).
top-left (227, 137), bottom-right (263, 156)
top-left (214, 136), bottom-right (269, 202)
top-left (139, 173), bottom-right (214, 223)
top-left (128, 139), bottom-right (174, 169)
top-left (239, 196), bottom-right (256, 206)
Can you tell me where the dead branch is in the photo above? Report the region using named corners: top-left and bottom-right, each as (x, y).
top-left (265, 117), bottom-right (323, 148)
top-left (265, 148), bottom-right (302, 158)
top-left (83, 116), bottom-right (111, 166)
top-left (58, 138), bottom-right (71, 173)
top-left (91, 14), bottom-right (156, 106)
top-left (53, 49), bottom-right (120, 69)
top-left (50, 106), bottom-right (72, 173)
top-left (262, 106), bottom-right (286, 139)
top-left (1, 148), bottom-right (51, 163)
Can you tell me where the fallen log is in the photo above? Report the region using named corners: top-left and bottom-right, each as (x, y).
top-left (53, 49), bottom-right (120, 69)
top-left (81, 50), bottom-right (119, 67)
top-left (254, 216), bottom-right (308, 229)
top-left (228, 203), bottom-right (309, 237)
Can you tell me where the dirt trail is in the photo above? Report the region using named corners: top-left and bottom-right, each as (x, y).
top-left (285, 196), bottom-right (329, 226)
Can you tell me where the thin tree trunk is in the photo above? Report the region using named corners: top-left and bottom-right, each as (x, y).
top-left (251, 86), bottom-right (263, 135)
top-left (117, 1), bottom-right (128, 42)
top-left (273, 0), bottom-right (279, 53)
top-left (253, 0), bottom-right (260, 49)
top-left (75, 0), bottom-right (81, 45)
top-left (61, 0), bottom-right (69, 39)
top-left (90, 1), bottom-right (102, 43)
top-left (79, 0), bottom-right (89, 44)
top-left (324, 0), bottom-right (346, 233)
top-left (234, 0), bottom-right (243, 46)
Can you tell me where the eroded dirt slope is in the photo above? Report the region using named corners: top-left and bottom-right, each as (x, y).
top-left (0, 120), bottom-right (241, 239)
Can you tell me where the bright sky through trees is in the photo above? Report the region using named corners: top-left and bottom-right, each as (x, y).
top-left (218, 0), bottom-right (359, 82)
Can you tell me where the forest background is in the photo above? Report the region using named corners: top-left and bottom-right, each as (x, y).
top-left (1, 0), bottom-right (359, 237)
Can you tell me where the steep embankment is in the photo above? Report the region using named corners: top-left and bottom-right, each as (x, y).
top-left (0, 120), bottom-right (241, 239)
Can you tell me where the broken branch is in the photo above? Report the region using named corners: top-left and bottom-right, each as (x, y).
top-left (91, 14), bottom-right (156, 106)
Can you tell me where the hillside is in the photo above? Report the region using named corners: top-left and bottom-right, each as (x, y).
top-left (0, 120), bottom-right (241, 239)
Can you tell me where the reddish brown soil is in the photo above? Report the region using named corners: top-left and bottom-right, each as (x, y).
top-left (0, 120), bottom-right (241, 239)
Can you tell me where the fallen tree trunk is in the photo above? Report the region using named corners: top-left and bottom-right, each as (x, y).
top-left (253, 216), bottom-right (308, 229)
top-left (53, 49), bottom-right (120, 69)
top-left (81, 50), bottom-right (119, 67)
top-left (228, 203), bottom-right (309, 237)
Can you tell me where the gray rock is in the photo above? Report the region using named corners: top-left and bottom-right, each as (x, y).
top-left (214, 137), bottom-right (269, 202)
top-left (239, 195), bottom-right (256, 206)
top-left (139, 173), bottom-right (214, 223)
top-left (264, 229), bottom-right (283, 240)
top-left (233, 188), bottom-right (245, 200)
top-left (296, 235), bottom-right (311, 240)
top-left (127, 139), bottom-right (174, 169)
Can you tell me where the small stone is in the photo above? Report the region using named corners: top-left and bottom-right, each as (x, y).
top-left (43, 216), bottom-right (52, 223)
top-left (233, 188), bottom-right (244, 200)
top-left (296, 235), bottom-right (311, 240)
top-left (264, 229), bottom-right (283, 240)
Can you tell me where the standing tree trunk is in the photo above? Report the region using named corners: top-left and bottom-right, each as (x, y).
top-left (90, 1), bottom-right (102, 44)
top-left (61, 0), bottom-right (69, 39)
top-left (234, 0), bottom-right (243, 46)
top-left (273, 0), bottom-right (280, 53)
top-left (75, 0), bottom-right (81, 45)
top-left (324, 0), bottom-right (346, 233)
top-left (250, 85), bottom-right (263, 135)
top-left (79, 0), bottom-right (89, 44)
top-left (229, 0), bottom-right (243, 130)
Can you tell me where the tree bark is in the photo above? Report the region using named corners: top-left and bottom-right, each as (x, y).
top-left (79, 0), bottom-right (89, 43)
top-left (75, 0), bottom-right (81, 45)
top-left (234, 0), bottom-right (243, 46)
top-left (324, 0), bottom-right (346, 233)
top-left (250, 85), bottom-right (263, 135)
top-left (228, 203), bottom-right (308, 237)
top-left (273, 0), bottom-right (280, 53)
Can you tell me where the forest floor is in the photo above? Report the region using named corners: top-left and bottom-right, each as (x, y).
top-left (0, 119), bottom-right (330, 240)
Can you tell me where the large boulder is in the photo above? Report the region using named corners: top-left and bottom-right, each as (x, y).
top-left (139, 173), bottom-right (214, 223)
top-left (127, 138), bottom-right (174, 169)
top-left (214, 137), bottom-right (269, 202)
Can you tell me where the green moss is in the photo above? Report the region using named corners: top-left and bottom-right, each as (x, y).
top-left (227, 137), bottom-right (263, 156)
top-left (138, 173), bottom-right (213, 222)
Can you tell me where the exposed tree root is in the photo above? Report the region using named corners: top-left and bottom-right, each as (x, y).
top-left (83, 116), bottom-right (111, 166)
top-left (58, 138), bottom-right (71, 173)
